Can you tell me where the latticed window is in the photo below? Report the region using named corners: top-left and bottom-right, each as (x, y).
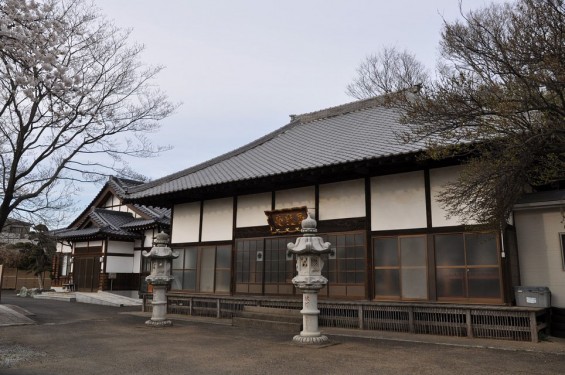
top-left (372, 232), bottom-right (501, 302)
top-left (435, 233), bottom-right (501, 301)
top-left (171, 245), bottom-right (231, 294)
top-left (373, 235), bottom-right (427, 300)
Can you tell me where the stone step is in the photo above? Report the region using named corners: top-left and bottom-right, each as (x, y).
top-left (233, 306), bottom-right (303, 333)
top-left (33, 292), bottom-right (76, 302)
top-left (240, 311), bottom-right (302, 324)
top-left (74, 291), bottom-right (142, 307)
top-left (242, 305), bottom-right (301, 317)
top-left (232, 316), bottom-right (301, 333)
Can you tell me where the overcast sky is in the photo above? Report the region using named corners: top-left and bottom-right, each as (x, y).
top-left (73, 0), bottom-right (505, 211)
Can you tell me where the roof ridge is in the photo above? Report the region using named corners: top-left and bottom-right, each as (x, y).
top-left (294, 95), bottom-right (387, 124)
top-left (92, 208), bottom-right (134, 216)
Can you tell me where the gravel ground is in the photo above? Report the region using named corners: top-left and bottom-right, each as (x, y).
top-left (1, 294), bottom-right (565, 375)
top-left (0, 344), bottom-right (47, 369)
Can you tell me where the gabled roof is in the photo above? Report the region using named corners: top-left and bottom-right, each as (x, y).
top-left (54, 205), bottom-right (170, 242)
top-left (89, 209), bottom-right (137, 230)
top-left (127, 96), bottom-right (428, 202)
top-left (67, 176), bottom-right (171, 231)
top-left (52, 227), bottom-right (139, 241)
top-left (68, 176), bottom-right (146, 229)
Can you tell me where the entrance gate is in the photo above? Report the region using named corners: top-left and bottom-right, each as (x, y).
top-left (73, 257), bottom-right (101, 292)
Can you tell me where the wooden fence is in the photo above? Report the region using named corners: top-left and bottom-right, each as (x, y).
top-left (142, 293), bottom-right (548, 343)
top-left (0, 267), bottom-right (52, 290)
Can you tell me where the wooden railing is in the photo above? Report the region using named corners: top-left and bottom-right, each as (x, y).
top-left (141, 293), bottom-right (548, 343)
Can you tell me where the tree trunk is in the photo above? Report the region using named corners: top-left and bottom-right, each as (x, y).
top-left (36, 273), bottom-right (44, 290)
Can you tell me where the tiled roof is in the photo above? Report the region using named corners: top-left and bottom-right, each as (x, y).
top-left (133, 204), bottom-right (171, 220)
top-left (89, 209), bottom-right (136, 230)
top-left (108, 177), bottom-right (145, 198)
top-left (120, 217), bottom-right (169, 230)
top-left (54, 208), bottom-right (170, 241)
top-left (127, 96), bottom-right (427, 199)
top-left (52, 227), bottom-right (139, 241)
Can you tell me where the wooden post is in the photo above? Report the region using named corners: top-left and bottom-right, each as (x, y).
top-left (189, 297), bottom-right (193, 316)
top-left (408, 307), bottom-right (415, 333)
top-left (216, 299), bottom-right (221, 319)
top-left (466, 309), bottom-right (473, 338)
top-left (0, 264), bottom-right (3, 303)
top-left (358, 305), bottom-right (364, 329)
top-left (529, 311), bottom-right (538, 343)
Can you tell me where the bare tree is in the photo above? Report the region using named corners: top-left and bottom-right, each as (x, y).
top-left (0, 0), bottom-right (177, 230)
top-left (394, 0), bottom-right (565, 226)
top-left (346, 46), bottom-right (430, 99)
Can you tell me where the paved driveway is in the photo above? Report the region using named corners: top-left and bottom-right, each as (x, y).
top-left (1, 293), bottom-right (564, 375)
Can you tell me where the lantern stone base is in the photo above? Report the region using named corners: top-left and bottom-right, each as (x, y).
top-left (292, 334), bottom-right (330, 345)
top-left (145, 284), bottom-right (173, 327)
top-left (145, 318), bottom-right (173, 327)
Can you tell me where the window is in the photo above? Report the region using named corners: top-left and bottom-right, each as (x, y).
top-left (326, 233), bottom-right (365, 284)
top-left (235, 237), bottom-right (296, 296)
top-left (235, 239), bottom-right (263, 294)
top-left (59, 254), bottom-right (71, 276)
top-left (235, 232), bottom-right (366, 298)
top-left (559, 233), bottom-right (565, 271)
top-left (373, 235), bottom-right (427, 300)
top-left (263, 236), bottom-right (296, 295)
top-left (171, 245), bottom-right (231, 294)
top-left (435, 233), bottom-right (500, 300)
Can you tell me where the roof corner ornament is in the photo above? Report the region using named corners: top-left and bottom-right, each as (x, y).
top-left (287, 212), bottom-right (333, 345)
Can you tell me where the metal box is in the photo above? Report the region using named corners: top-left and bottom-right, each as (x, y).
top-left (514, 286), bottom-right (551, 308)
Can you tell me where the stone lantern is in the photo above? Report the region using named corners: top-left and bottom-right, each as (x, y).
top-left (287, 212), bottom-right (333, 344)
top-left (142, 232), bottom-right (178, 327)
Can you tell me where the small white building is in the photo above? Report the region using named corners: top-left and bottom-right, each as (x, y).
top-left (52, 176), bottom-right (170, 293)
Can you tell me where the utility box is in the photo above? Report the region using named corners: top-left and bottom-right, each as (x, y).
top-left (514, 286), bottom-right (551, 308)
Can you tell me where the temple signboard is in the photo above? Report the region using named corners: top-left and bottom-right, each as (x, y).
top-left (264, 206), bottom-right (308, 235)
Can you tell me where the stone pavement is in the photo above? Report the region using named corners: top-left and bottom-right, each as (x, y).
top-left (1, 291), bottom-right (565, 354)
top-left (0, 304), bottom-right (34, 327)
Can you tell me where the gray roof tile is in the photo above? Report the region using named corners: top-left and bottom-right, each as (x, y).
top-left (128, 97), bottom-right (427, 199)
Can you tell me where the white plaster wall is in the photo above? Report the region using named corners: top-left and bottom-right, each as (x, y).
top-left (107, 241), bottom-right (133, 254)
top-left (56, 242), bottom-right (72, 254)
top-left (515, 207), bottom-right (565, 308)
top-left (112, 204), bottom-right (127, 212)
top-left (171, 202), bottom-right (201, 243)
top-left (319, 179), bottom-right (365, 220)
top-left (201, 197), bottom-right (234, 242)
top-left (430, 166), bottom-right (476, 227)
top-left (133, 250), bottom-right (141, 274)
top-left (106, 256), bottom-right (134, 273)
top-left (237, 192), bottom-right (271, 227)
top-left (371, 171), bottom-right (427, 231)
top-left (143, 229), bottom-right (154, 248)
top-left (74, 240), bottom-right (103, 248)
top-left (275, 186), bottom-right (315, 216)
top-left (103, 196), bottom-right (114, 207)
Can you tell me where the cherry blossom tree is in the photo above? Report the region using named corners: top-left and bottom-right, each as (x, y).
top-left (0, 0), bottom-right (176, 230)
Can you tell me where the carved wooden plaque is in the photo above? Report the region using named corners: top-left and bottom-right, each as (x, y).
top-left (264, 206), bottom-right (308, 235)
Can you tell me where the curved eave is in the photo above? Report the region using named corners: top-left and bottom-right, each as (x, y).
top-left (120, 223), bottom-right (170, 232)
top-left (127, 151), bottom-right (461, 207)
top-left (55, 231), bottom-right (141, 242)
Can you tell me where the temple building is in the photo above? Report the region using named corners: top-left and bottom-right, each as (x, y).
top-left (52, 176), bottom-right (170, 292)
top-left (124, 96), bottom-right (520, 304)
